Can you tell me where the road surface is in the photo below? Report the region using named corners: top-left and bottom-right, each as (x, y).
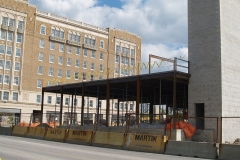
top-left (0, 135), bottom-right (207, 160)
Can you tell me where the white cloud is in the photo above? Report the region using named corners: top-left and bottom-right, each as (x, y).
top-left (29, 0), bottom-right (188, 63)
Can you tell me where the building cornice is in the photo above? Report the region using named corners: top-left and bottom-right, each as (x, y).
top-left (36, 9), bottom-right (109, 35)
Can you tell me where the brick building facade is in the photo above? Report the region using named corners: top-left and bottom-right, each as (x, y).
top-left (0, 0), bottom-right (141, 123)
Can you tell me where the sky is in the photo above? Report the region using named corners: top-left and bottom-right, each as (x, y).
top-left (29, 0), bottom-right (188, 63)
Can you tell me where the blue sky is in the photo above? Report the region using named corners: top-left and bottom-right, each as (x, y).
top-left (97, 0), bottom-right (123, 8)
top-left (29, 0), bottom-right (188, 62)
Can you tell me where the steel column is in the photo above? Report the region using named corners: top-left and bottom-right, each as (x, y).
top-left (136, 76), bottom-right (140, 125)
top-left (106, 81), bottom-right (110, 127)
top-left (81, 85), bottom-right (85, 126)
top-left (40, 89), bottom-right (44, 124)
top-left (59, 86), bottom-right (63, 126)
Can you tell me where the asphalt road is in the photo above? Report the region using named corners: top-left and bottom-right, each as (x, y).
top-left (0, 135), bottom-right (207, 160)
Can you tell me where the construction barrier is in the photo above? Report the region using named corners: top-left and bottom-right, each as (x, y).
top-left (164, 140), bottom-right (218, 159)
top-left (44, 128), bottom-right (67, 142)
top-left (219, 144), bottom-right (240, 160)
top-left (93, 131), bottom-right (124, 148)
top-left (123, 133), bottom-right (167, 153)
top-left (0, 127), bottom-right (12, 135)
top-left (26, 127), bottom-right (46, 139)
top-left (66, 130), bottom-right (92, 145)
top-left (12, 126), bottom-right (28, 137)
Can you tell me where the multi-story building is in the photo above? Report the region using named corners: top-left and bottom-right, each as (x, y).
top-left (0, 0), bottom-right (141, 124)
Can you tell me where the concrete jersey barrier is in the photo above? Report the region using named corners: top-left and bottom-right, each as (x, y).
top-left (26, 127), bottom-right (46, 139)
top-left (0, 127), bottom-right (12, 135)
top-left (66, 130), bottom-right (92, 145)
top-left (92, 131), bottom-right (124, 148)
top-left (164, 140), bottom-right (218, 159)
top-left (44, 128), bottom-right (67, 142)
top-left (123, 133), bottom-right (167, 153)
top-left (12, 126), bottom-right (28, 137)
top-left (219, 143), bottom-right (240, 160)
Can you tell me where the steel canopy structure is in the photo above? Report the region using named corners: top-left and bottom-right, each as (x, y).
top-left (40, 69), bottom-right (190, 127)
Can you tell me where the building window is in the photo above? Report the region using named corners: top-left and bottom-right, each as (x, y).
top-left (57, 69), bottom-right (62, 77)
top-left (1, 30), bottom-right (6, 40)
top-left (114, 103), bottom-right (118, 109)
top-left (89, 100), bottom-right (93, 107)
top-left (14, 62), bottom-right (20, 71)
top-left (68, 33), bottom-right (80, 42)
top-left (6, 46), bottom-right (12, 55)
top-left (5, 61), bottom-right (11, 70)
top-left (40, 25), bottom-right (46, 35)
top-left (2, 17), bottom-right (8, 26)
top-left (59, 44), bottom-right (64, 52)
top-left (121, 57), bottom-right (125, 64)
top-left (125, 58), bottom-right (129, 65)
top-left (4, 75), bottom-right (10, 84)
top-left (57, 82), bottom-right (62, 86)
top-left (49, 68), bottom-right (54, 76)
top-left (49, 55), bottom-right (54, 63)
top-left (51, 29), bottom-right (64, 38)
top-left (83, 73), bottom-right (86, 81)
top-left (83, 61), bottom-right (87, 69)
top-left (0, 45), bottom-right (5, 54)
top-left (56, 97), bottom-right (61, 105)
top-left (39, 39), bottom-right (44, 48)
top-left (67, 45), bottom-right (72, 53)
top-left (58, 56), bottom-right (63, 65)
top-left (50, 42), bottom-right (55, 50)
top-left (126, 48), bottom-right (129, 55)
top-left (38, 66), bottom-right (43, 74)
top-left (125, 69), bottom-right (128, 76)
top-left (0, 75), bottom-right (2, 83)
top-left (16, 48), bottom-right (21, 57)
top-left (130, 104), bottom-right (133, 110)
top-left (65, 97), bottom-right (70, 105)
top-left (121, 69), bottom-right (124, 75)
top-left (76, 47), bottom-right (80, 55)
top-left (39, 53), bottom-right (43, 61)
top-left (120, 103), bottom-right (123, 110)
top-left (90, 75), bottom-right (94, 81)
top-left (115, 67), bottom-right (119, 74)
top-left (9, 18), bottom-right (15, 27)
top-left (8, 31), bottom-right (13, 41)
top-left (84, 37), bottom-right (95, 46)
top-left (91, 63), bottom-right (94, 70)
top-left (74, 72), bottom-right (79, 80)
top-left (99, 76), bottom-right (102, 80)
top-left (115, 55), bottom-right (119, 63)
top-left (48, 81), bottom-right (52, 86)
top-left (13, 77), bottom-right (19, 85)
top-left (36, 95), bottom-right (41, 103)
top-left (116, 45), bottom-right (120, 53)
top-left (91, 51), bottom-right (95, 58)
top-left (74, 99), bottom-right (78, 106)
top-left (37, 79), bottom-right (42, 88)
top-left (83, 49), bottom-right (87, 57)
top-left (130, 59), bottom-right (134, 66)
top-left (100, 53), bottom-right (103, 60)
top-left (100, 64), bottom-right (103, 72)
top-left (47, 96), bottom-right (52, 104)
top-left (3, 92), bottom-right (9, 101)
top-left (100, 41), bottom-right (104, 48)
top-left (66, 70), bottom-right (71, 78)
top-left (17, 33), bottom-right (22, 43)
top-left (131, 49), bottom-right (135, 56)
top-left (0, 60), bottom-right (3, 68)
top-left (67, 58), bottom-right (71, 66)
top-left (18, 21), bottom-right (24, 29)
top-left (75, 60), bottom-right (79, 68)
